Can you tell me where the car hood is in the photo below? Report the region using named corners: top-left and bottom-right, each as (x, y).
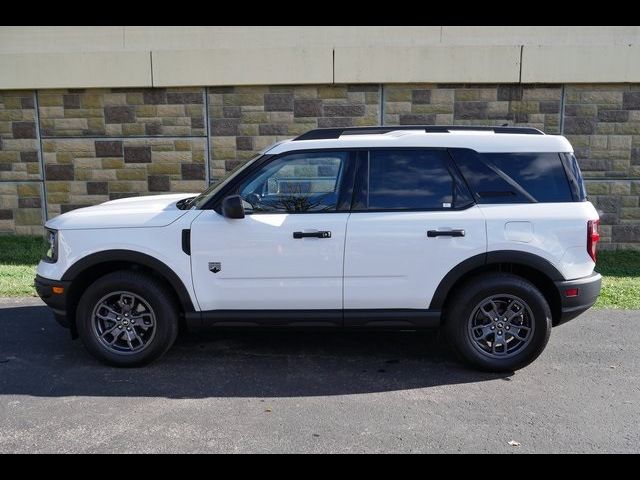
top-left (46, 193), bottom-right (198, 230)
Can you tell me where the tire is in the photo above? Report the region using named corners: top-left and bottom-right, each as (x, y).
top-left (76, 270), bottom-right (179, 367)
top-left (444, 273), bottom-right (552, 372)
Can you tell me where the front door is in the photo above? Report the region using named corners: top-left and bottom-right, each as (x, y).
top-left (191, 150), bottom-right (354, 322)
top-left (343, 149), bottom-right (486, 323)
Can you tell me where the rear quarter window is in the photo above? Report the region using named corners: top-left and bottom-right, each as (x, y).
top-left (560, 153), bottom-right (587, 201)
top-left (450, 149), bottom-right (574, 203)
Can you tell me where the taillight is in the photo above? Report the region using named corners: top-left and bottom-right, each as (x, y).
top-left (587, 219), bottom-right (600, 262)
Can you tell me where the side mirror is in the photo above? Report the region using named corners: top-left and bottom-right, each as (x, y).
top-left (221, 195), bottom-right (245, 219)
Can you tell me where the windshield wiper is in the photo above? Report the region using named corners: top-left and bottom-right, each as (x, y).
top-left (176, 196), bottom-right (196, 210)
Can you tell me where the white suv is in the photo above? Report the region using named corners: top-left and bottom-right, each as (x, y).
top-left (35, 126), bottom-right (602, 371)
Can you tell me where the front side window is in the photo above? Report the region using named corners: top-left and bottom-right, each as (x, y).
top-left (367, 150), bottom-right (455, 210)
top-left (237, 151), bottom-right (347, 213)
top-left (190, 153), bottom-right (265, 210)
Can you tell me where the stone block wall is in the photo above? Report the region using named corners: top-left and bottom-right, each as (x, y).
top-left (0, 90), bottom-right (44, 235)
top-left (0, 83), bottom-right (639, 248)
top-left (207, 85), bottom-right (379, 180)
top-left (562, 85), bottom-right (640, 248)
top-left (0, 182), bottom-right (43, 235)
top-left (383, 84), bottom-right (561, 133)
top-left (42, 137), bottom-right (206, 217)
top-left (38, 88), bottom-right (205, 137)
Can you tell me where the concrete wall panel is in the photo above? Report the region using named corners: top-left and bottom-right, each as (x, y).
top-left (152, 48), bottom-right (333, 87)
top-left (335, 46), bottom-right (521, 83)
top-left (522, 46), bottom-right (640, 83)
top-left (0, 52), bottom-right (152, 90)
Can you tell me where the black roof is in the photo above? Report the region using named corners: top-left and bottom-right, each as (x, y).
top-left (293, 125), bottom-right (545, 141)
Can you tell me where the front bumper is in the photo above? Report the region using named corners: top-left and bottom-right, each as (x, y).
top-left (554, 272), bottom-right (602, 326)
top-left (34, 274), bottom-right (71, 329)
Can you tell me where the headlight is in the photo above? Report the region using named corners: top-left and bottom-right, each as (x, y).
top-left (42, 229), bottom-right (58, 263)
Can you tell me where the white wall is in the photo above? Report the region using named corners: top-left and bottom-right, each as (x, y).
top-left (1, 26), bottom-right (639, 89)
top-left (2, 26), bottom-right (639, 53)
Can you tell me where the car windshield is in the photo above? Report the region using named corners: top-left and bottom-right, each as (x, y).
top-left (188, 154), bottom-right (265, 210)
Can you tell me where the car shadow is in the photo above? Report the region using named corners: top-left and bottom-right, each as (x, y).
top-left (0, 305), bottom-right (511, 399)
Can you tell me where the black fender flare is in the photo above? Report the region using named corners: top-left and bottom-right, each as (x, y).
top-left (61, 249), bottom-right (195, 312)
top-left (429, 250), bottom-right (565, 310)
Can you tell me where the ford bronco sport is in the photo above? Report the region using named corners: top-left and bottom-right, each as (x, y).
top-left (35, 126), bottom-right (601, 371)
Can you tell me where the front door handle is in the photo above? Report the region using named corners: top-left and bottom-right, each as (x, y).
top-left (293, 231), bottom-right (332, 239)
top-left (427, 229), bottom-right (465, 238)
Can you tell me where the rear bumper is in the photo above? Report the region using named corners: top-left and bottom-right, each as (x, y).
top-left (554, 272), bottom-right (602, 326)
top-left (34, 274), bottom-right (71, 329)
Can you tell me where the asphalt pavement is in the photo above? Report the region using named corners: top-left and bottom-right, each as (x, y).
top-left (0, 297), bottom-right (638, 453)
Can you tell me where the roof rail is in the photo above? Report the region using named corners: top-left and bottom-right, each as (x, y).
top-left (293, 125), bottom-right (545, 141)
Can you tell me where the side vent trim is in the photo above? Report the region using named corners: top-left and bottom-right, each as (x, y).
top-left (181, 229), bottom-right (191, 256)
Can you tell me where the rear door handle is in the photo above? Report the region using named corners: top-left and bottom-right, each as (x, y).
top-left (293, 231), bottom-right (332, 239)
top-left (427, 229), bottom-right (465, 238)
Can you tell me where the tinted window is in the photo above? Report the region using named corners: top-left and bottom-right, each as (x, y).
top-left (237, 152), bottom-right (347, 213)
top-left (561, 153), bottom-right (587, 201)
top-left (452, 150), bottom-right (573, 203)
top-left (368, 150), bottom-right (454, 210)
top-left (191, 153), bottom-right (266, 210)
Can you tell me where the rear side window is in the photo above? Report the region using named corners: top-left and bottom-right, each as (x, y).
top-left (366, 150), bottom-right (456, 210)
top-left (451, 149), bottom-right (574, 203)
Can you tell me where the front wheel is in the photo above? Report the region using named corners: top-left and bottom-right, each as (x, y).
top-left (444, 273), bottom-right (552, 372)
top-left (76, 271), bottom-right (179, 367)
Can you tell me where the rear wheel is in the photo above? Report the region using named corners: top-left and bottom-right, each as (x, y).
top-left (76, 271), bottom-right (179, 367)
top-left (444, 273), bottom-right (552, 372)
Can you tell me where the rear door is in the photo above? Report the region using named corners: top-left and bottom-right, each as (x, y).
top-left (343, 149), bottom-right (486, 324)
